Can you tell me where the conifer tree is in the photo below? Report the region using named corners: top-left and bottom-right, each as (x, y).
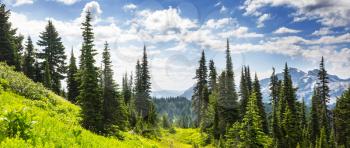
top-left (37, 20), bottom-right (66, 94)
top-left (217, 39), bottom-right (239, 136)
top-left (192, 50), bottom-right (208, 127)
top-left (253, 74), bottom-right (269, 134)
top-left (310, 87), bottom-right (321, 146)
top-left (122, 72), bottom-right (132, 105)
top-left (226, 92), bottom-right (272, 147)
top-left (270, 67), bottom-right (282, 146)
top-left (334, 87), bottom-right (350, 147)
top-left (78, 11), bottom-right (103, 133)
top-left (208, 60), bottom-right (217, 93)
top-left (135, 46), bottom-right (152, 120)
top-left (22, 36), bottom-right (36, 80)
top-left (67, 49), bottom-right (79, 103)
top-left (317, 57), bottom-right (331, 141)
top-left (0, 4), bottom-right (23, 71)
top-left (240, 67), bottom-right (249, 117)
top-left (101, 42), bottom-right (128, 132)
top-left (43, 60), bottom-right (52, 89)
top-left (245, 66), bottom-right (253, 94)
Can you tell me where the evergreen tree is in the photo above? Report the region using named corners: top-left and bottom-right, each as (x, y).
top-left (67, 49), bottom-right (79, 103)
top-left (22, 36), bottom-right (36, 80)
top-left (37, 20), bottom-right (66, 94)
top-left (122, 72), bottom-right (132, 105)
top-left (244, 66), bottom-right (253, 94)
top-left (0, 4), bottom-right (22, 71)
top-left (78, 11), bottom-right (103, 133)
top-left (317, 57), bottom-right (331, 142)
top-left (226, 92), bottom-right (272, 147)
top-left (135, 46), bottom-right (152, 120)
top-left (217, 39), bottom-right (239, 136)
top-left (101, 42), bottom-right (128, 133)
top-left (43, 60), bottom-right (52, 89)
top-left (208, 60), bottom-right (217, 93)
top-left (310, 87), bottom-right (321, 146)
top-left (192, 50), bottom-right (208, 127)
top-left (270, 67), bottom-right (282, 146)
top-left (253, 74), bottom-right (269, 134)
top-left (239, 67), bottom-right (249, 117)
top-left (334, 87), bottom-right (350, 147)
top-left (279, 63), bottom-right (300, 147)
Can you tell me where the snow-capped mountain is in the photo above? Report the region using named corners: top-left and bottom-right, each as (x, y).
top-left (260, 68), bottom-right (350, 105)
top-left (181, 68), bottom-right (350, 105)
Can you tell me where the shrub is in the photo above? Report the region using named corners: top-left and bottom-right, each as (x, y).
top-left (0, 108), bottom-right (36, 141)
top-left (0, 63), bottom-right (49, 100)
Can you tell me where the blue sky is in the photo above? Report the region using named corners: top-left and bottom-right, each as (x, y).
top-left (4, 0), bottom-right (350, 92)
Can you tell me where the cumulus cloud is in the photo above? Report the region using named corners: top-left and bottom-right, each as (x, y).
top-left (274, 27), bottom-right (301, 34)
top-left (257, 13), bottom-right (270, 28)
top-left (77, 1), bottom-right (102, 23)
top-left (311, 27), bottom-right (333, 36)
top-left (123, 3), bottom-right (137, 12)
top-left (241, 0), bottom-right (350, 28)
top-left (3, 0), bottom-right (33, 6)
top-left (220, 26), bottom-right (264, 38)
top-left (55, 0), bottom-right (80, 5)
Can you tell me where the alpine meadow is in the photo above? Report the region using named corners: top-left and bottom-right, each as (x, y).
top-left (1, 0), bottom-right (350, 148)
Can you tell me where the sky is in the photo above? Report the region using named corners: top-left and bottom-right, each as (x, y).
top-left (3, 0), bottom-right (350, 92)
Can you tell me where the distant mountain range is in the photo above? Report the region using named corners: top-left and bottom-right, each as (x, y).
top-left (179, 68), bottom-right (350, 105)
top-left (151, 90), bottom-right (182, 98)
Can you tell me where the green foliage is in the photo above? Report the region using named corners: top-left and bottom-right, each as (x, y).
top-left (37, 20), bottom-right (66, 94)
top-left (67, 49), bottom-right (79, 103)
top-left (0, 108), bottom-right (35, 141)
top-left (225, 92), bottom-right (272, 148)
top-left (334, 87), bottom-right (350, 147)
top-left (0, 63), bottom-right (49, 100)
top-left (22, 36), bottom-right (36, 80)
top-left (0, 4), bottom-right (22, 71)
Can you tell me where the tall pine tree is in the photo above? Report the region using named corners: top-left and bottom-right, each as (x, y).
top-left (78, 11), bottom-right (103, 133)
top-left (192, 50), bottom-right (208, 127)
top-left (22, 36), bottom-right (36, 80)
top-left (67, 49), bottom-right (79, 103)
top-left (0, 4), bottom-right (22, 70)
top-left (37, 20), bottom-right (66, 93)
top-left (101, 42), bottom-right (128, 132)
top-left (253, 74), bottom-right (269, 134)
top-left (334, 87), bottom-right (350, 147)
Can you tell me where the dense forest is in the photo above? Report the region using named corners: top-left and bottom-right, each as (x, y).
top-left (0, 3), bottom-right (350, 147)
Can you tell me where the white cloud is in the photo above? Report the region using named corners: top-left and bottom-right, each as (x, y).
top-left (123, 3), bottom-right (137, 12)
top-left (311, 27), bottom-right (333, 36)
top-left (274, 27), bottom-right (301, 34)
top-left (55, 0), bottom-right (80, 5)
top-left (257, 13), bottom-right (270, 28)
top-left (204, 18), bottom-right (236, 29)
top-left (3, 0), bottom-right (33, 6)
top-left (220, 26), bottom-right (264, 38)
top-left (241, 0), bottom-right (350, 28)
top-left (77, 1), bottom-right (102, 23)
top-left (220, 6), bottom-right (227, 13)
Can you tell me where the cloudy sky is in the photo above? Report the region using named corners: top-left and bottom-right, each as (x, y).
top-left (4, 0), bottom-right (350, 92)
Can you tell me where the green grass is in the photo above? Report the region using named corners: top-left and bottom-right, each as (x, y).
top-left (0, 63), bottom-right (208, 147)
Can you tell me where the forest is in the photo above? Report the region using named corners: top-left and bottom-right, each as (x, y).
top-left (0, 2), bottom-right (350, 148)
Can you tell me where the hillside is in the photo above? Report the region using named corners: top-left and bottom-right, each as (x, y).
top-left (0, 63), bottom-right (206, 147)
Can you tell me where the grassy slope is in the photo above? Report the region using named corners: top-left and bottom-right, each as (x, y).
top-left (0, 63), bottom-right (205, 147)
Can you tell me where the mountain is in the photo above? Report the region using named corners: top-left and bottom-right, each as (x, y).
top-left (180, 68), bottom-right (350, 105)
top-left (152, 90), bottom-right (182, 98)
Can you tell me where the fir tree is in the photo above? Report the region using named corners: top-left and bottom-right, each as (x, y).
top-left (317, 57), bottom-right (331, 142)
top-left (78, 11), bottom-right (103, 133)
top-left (208, 60), bottom-right (217, 93)
top-left (37, 20), bottom-right (66, 94)
top-left (192, 50), bottom-right (208, 127)
top-left (43, 60), bottom-right (51, 89)
top-left (310, 87), bottom-right (321, 146)
top-left (122, 72), bottom-right (132, 105)
top-left (0, 4), bottom-right (22, 71)
top-left (217, 39), bottom-right (239, 136)
top-left (22, 36), bottom-right (36, 80)
top-left (239, 67), bottom-right (249, 117)
top-left (334, 87), bottom-right (350, 147)
top-left (101, 42), bottom-right (128, 132)
top-left (226, 92), bottom-right (272, 147)
top-left (67, 49), bottom-right (79, 103)
top-left (253, 74), bottom-right (269, 134)
top-left (270, 67), bottom-right (282, 146)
